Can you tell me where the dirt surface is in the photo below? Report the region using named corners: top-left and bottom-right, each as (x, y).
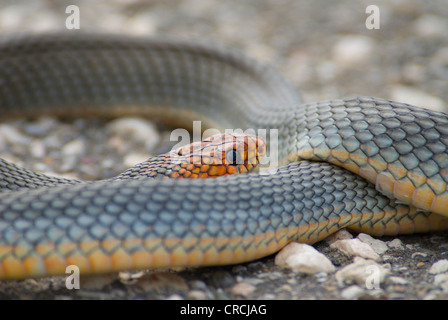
top-left (0, 0), bottom-right (448, 300)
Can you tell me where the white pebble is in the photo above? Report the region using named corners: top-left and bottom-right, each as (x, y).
top-left (187, 290), bottom-right (207, 300)
top-left (29, 140), bottom-right (46, 158)
top-left (388, 276), bottom-right (409, 285)
top-left (0, 124), bottom-right (29, 145)
top-left (128, 12), bottom-right (158, 35)
top-left (433, 274), bottom-right (448, 285)
top-left (325, 229), bottom-right (353, 244)
top-left (387, 239), bottom-right (404, 250)
top-left (107, 117), bottom-right (160, 150)
top-left (330, 238), bottom-right (380, 261)
top-left (62, 138), bottom-right (85, 157)
top-left (231, 282), bottom-right (256, 297)
top-left (332, 35), bottom-right (374, 65)
top-left (24, 117), bottom-right (57, 136)
top-left (275, 242), bottom-right (335, 274)
top-left (413, 14), bottom-right (447, 38)
top-left (429, 259), bottom-right (448, 275)
top-left (335, 257), bottom-right (389, 286)
top-left (357, 233), bottom-right (388, 255)
top-left (340, 285), bottom-right (365, 299)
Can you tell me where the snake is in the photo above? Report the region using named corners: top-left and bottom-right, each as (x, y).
top-left (0, 33), bottom-right (448, 280)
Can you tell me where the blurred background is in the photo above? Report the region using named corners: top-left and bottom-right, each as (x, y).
top-left (0, 0), bottom-right (447, 112)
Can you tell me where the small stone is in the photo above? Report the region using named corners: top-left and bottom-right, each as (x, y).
top-left (275, 242), bottom-right (335, 274)
top-left (335, 257), bottom-right (390, 287)
top-left (261, 293), bottom-right (276, 300)
top-left (244, 277), bottom-right (264, 286)
top-left (0, 124), bottom-right (30, 145)
top-left (332, 35), bottom-right (374, 65)
top-left (214, 288), bottom-right (230, 300)
top-left (315, 272), bottom-right (329, 283)
top-left (107, 117), bottom-right (160, 150)
top-left (330, 238), bottom-right (380, 261)
top-left (357, 233), bottom-right (388, 255)
top-left (128, 11), bottom-right (158, 35)
top-left (340, 285), bottom-right (365, 299)
top-left (24, 117), bottom-right (58, 136)
top-left (231, 282), bottom-right (256, 297)
top-left (387, 239), bottom-right (404, 250)
top-left (119, 271), bottom-right (145, 285)
top-left (433, 274), bottom-right (448, 285)
top-left (62, 138), bottom-right (85, 157)
top-left (189, 280), bottom-right (208, 290)
top-left (388, 276), bottom-right (409, 285)
top-left (187, 290), bottom-right (207, 300)
top-left (325, 229), bottom-right (353, 244)
top-left (413, 14), bottom-right (447, 38)
top-left (429, 259), bottom-right (448, 274)
top-left (29, 140), bottom-right (46, 158)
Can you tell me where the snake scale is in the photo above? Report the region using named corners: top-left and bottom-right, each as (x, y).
top-left (0, 33), bottom-right (448, 279)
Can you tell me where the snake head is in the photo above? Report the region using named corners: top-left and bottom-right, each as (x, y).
top-left (165, 132), bottom-right (266, 178)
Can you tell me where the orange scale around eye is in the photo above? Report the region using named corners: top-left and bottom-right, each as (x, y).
top-left (227, 166), bottom-right (238, 174)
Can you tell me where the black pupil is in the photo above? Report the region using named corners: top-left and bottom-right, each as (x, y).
top-left (227, 150), bottom-right (239, 164)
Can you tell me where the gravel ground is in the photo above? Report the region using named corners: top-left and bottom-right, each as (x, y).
top-left (0, 0), bottom-right (448, 300)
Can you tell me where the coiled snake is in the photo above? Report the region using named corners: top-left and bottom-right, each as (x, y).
top-left (0, 33), bottom-right (447, 279)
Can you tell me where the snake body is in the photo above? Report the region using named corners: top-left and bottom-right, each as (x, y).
top-left (1, 33), bottom-right (448, 279)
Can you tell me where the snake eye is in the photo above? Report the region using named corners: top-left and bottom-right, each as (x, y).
top-left (225, 149), bottom-right (242, 165)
